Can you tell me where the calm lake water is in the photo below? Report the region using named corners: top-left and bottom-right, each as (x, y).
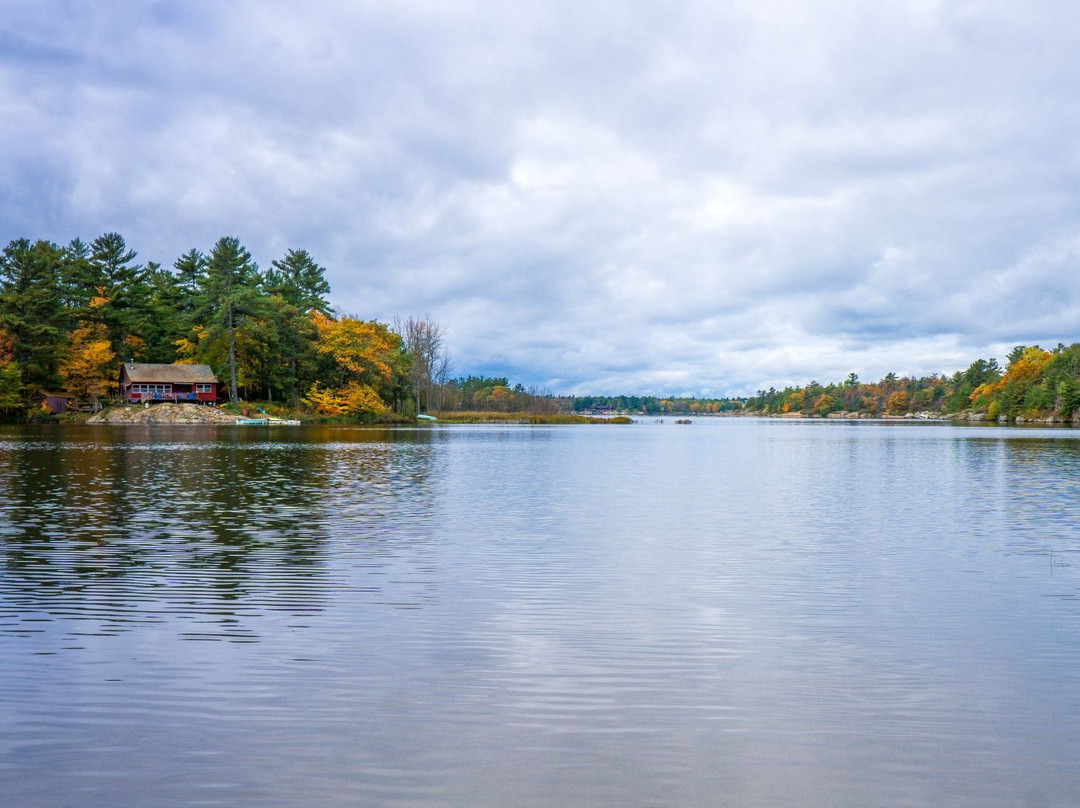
top-left (2, 418), bottom-right (1080, 807)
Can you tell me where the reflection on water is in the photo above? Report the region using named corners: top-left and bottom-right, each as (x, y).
top-left (0, 426), bottom-right (441, 643)
top-left (2, 420), bottom-right (1080, 807)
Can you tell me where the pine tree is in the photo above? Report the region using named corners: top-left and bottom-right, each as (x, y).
top-left (0, 238), bottom-right (67, 395)
top-left (202, 237), bottom-right (264, 404)
top-left (90, 232), bottom-right (149, 359)
top-left (265, 248), bottom-right (332, 403)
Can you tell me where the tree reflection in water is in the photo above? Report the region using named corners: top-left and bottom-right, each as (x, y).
top-left (0, 424), bottom-right (439, 641)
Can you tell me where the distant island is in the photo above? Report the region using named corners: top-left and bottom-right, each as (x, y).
top-left (2, 232), bottom-right (1078, 426)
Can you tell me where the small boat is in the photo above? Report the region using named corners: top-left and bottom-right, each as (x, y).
top-left (235, 417), bottom-right (269, 425)
top-left (266, 418), bottom-right (301, 425)
top-left (417, 414), bottom-right (438, 421)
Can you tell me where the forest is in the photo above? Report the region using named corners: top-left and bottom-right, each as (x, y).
top-left (569, 345), bottom-right (1080, 424)
top-left (3, 231), bottom-right (1080, 424)
top-left (0, 232), bottom-right (451, 419)
top-left (736, 344), bottom-right (1080, 423)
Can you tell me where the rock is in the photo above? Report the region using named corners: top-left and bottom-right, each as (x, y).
top-left (87, 403), bottom-right (246, 425)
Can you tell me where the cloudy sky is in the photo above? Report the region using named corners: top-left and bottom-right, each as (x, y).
top-left (2, 1), bottom-right (1079, 395)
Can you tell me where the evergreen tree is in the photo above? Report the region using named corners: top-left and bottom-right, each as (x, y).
top-left (264, 248), bottom-right (332, 403)
top-left (59, 237), bottom-right (96, 315)
top-left (201, 237), bottom-right (264, 404)
top-left (0, 360), bottom-right (22, 411)
top-left (0, 239), bottom-right (67, 394)
top-left (90, 232), bottom-right (149, 359)
top-left (174, 248), bottom-right (207, 296)
top-left (138, 263), bottom-right (186, 363)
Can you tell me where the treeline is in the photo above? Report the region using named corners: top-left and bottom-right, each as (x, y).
top-left (567, 394), bottom-right (745, 415)
top-left (435, 376), bottom-right (562, 414)
top-left (0, 233), bottom-right (449, 418)
top-left (744, 344), bottom-right (1080, 422)
top-left (431, 381), bottom-right (744, 416)
top-left (555, 344), bottom-right (1080, 423)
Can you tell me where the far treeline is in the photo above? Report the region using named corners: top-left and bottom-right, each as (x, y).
top-left (569, 344), bottom-right (1080, 423)
top-left (0, 232), bottom-right (455, 419)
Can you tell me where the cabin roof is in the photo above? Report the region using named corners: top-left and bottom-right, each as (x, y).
top-left (122, 363), bottom-right (218, 384)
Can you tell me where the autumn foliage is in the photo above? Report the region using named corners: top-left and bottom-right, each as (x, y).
top-left (58, 323), bottom-right (116, 403)
top-left (0, 231), bottom-right (433, 419)
top-left (303, 313), bottom-right (403, 417)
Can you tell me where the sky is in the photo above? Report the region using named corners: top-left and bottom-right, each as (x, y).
top-left (2, 1), bottom-right (1080, 396)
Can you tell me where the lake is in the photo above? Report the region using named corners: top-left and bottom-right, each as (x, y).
top-left (2, 418), bottom-right (1080, 807)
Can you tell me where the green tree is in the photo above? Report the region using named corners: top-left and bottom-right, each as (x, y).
top-left (174, 248), bottom-right (208, 297)
top-left (264, 248), bottom-right (332, 403)
top-left (201, 237), bottom-right (264, 404)
top-left (58, 237), bottom-right (96, 314)
top-left (0, 238), bottom-right (67, 394)
top-left (90, 232), bottom-right (149, 359)
top-left (173, 249), bottom-right (208, 331)
top-left (136, 263), bottom-right (188, 363)
top-left (0, 360), bottom-right (22, 411)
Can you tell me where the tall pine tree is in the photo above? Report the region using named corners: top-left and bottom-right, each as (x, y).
top-left (90, 232), bottom-right (149, 360)
top-left (265, 248), bottom-right (332, 403)
top-left (201, 237), bottom-right (264, 404)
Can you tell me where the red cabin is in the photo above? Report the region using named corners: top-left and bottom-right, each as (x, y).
top-left (119, 363), bottom-right (219, 405)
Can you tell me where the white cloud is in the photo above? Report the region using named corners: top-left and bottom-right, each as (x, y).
top-left (2, 0), bottom-right (1080, 393)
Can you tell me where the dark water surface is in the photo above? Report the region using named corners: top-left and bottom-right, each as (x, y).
top-left (2, 419), bottom-right (1080, 806)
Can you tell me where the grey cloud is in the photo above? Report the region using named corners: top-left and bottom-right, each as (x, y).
top-left (3, 1), bottom-right (1080, 394)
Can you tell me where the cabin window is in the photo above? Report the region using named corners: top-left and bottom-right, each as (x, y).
top-left (195, 384), bottom-right (213, 393)
top-left (131, 384), bottom-right (172, 395)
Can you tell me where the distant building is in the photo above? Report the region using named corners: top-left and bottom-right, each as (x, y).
top-left (38, 391), bottom-right (74, 414)
top-left (119, 363), bottom-right (219, 405)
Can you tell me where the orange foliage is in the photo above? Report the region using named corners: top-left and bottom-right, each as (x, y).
top-left (0, 328), bottom-right (14, 363)
top-left (886, 391), bottom-right (910, 414)
top-left (311, 311), bottom-right (399, 385)
top-left (970, 346), bottom-right (1051, 406)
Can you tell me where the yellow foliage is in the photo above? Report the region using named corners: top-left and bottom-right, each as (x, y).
top-left (1002, 347), bottom-right (1052, 384)
top-left (303, 381), bottom-right (388, 417)
top-left (813, 393), bottom-right (836, 416)
top-left (311, 311), bottom-right (400, 385)
top-left (970, 382), bottom-right (995, 409)
top-left (340, 381), bottom-right (388, 415)
top-left (174, 326), bottom-right (206, 363)
top-left (970, 347), bottom-right (1051, 408)
top-left (124, 334), bottom-right (147, 362)
top-left (303, 382), bottom-right (349, 416)
top-left (59, 323), bottom-right (117, 400)
top-left (886, 390), bottom-right (910, 414)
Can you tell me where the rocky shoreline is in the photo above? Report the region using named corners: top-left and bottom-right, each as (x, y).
top-left (87, 403), bottom-right (250, 425)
